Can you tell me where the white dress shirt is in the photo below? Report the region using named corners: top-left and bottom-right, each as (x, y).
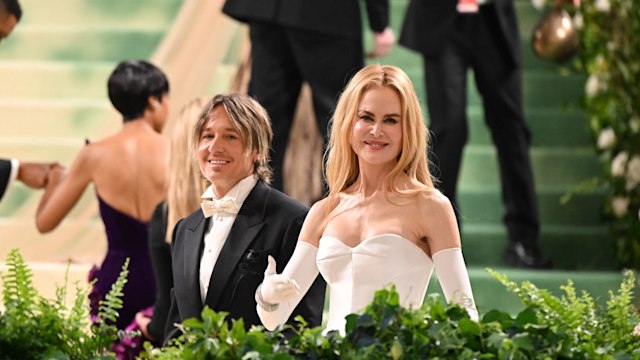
top-left (6, 158), bottom-right (19, 192)
top-left (199, 174), bottom-right (258, 304)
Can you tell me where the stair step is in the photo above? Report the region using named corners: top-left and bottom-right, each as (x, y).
top-left (0, 221), bottom-right (105, 263)
top-left (0, 183), bottom-right (100, 219)
top-left (427, 267), bottom-right (626, 315)
top-left (457, 145), bottom-right (600, 187)
top-left (0, 28), bottom-right (166, 61)
top-left (1, 140), bottom-right (599, 188)
top-left (458, 187), bottom-right (605, 226)
top-left (400, 66), bottom-right (585, 110)
top-left (0, 138), bottom-right (87, 168)
top-left (18, 0), bottom-right (181, 27)
top-left (0, 61), bottom-right (114, 99)
top-left (467, 106), bottom-right (591, 147)
top-left (0, 98), bottom-right (117, 138)
top-left (461, 224), bottom-right (616, 270)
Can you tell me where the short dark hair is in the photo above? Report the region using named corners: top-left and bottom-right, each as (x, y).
top-left (0, 0), bottom-right (22, 20)
top-left (107, 60), bottom-right (169, 121)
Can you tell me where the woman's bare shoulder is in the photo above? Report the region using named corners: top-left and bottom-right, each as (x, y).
top-left (308, 196), bottom-right (338, 220)
top-left (415, 187), bottom-right (455, 215)
top-left (300, 195), bottom-right (341, 246)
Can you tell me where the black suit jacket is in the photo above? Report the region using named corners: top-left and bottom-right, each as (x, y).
top-left (400, 0), bottom-right (521, 66)
top-left (222, 0), bottom-right (389, 39)
top-left (0, 158), bottom-right (13, 202)
top-left (164, 181), bottom-right (326, 342)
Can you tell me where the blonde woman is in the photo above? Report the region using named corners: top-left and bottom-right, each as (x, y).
top-left (135, 98), bottom-right (209, 344)
top-left (255, 64), bottom-right (478, 334)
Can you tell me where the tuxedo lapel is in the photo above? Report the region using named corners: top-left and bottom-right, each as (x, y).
top-left (204, 182), bottom-right (269, 307)
top-left (184, 213), bottom-right (208, 311)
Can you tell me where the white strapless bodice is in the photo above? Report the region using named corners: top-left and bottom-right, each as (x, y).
top-left (317, 234), bottom-right (434, 333)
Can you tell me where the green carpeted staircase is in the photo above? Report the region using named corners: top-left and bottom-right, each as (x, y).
top-left (366, 0), bottom-right (625, 314)
top-left (0, 0), bottom-right (182, 269)
top-left (0, 0), bottom-right (629, 316)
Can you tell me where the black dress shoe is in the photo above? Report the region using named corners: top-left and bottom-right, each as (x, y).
top-left (503, 242), bottom-right (552, 269)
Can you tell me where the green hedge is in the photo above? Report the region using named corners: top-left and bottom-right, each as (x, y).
top-left (143, 269), bottom-right (639, 359)
top-left (1, 249), bottom-right (638, 359)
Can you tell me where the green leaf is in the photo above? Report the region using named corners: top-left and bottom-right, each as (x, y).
top-left (459, 318), bottom-right (481, 336)
top-left (511, 333), bottom-right (534, 352)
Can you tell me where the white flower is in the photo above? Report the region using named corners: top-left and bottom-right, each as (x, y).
top-left (573, 13), bottom-right (584, 29)
top-left (585, 74), bottom-right (601, 97)
top-left (625, 156), bottom-right (640, 189)
top-left (531, 0), bottom-right (547, 10)
top-left (597, 127), bottom-right (616, 149)
top-left (595, 0), bottom-right (611, 12)
top-left (633, 322), bottom-right (640, 336)
top-left (612, 197), bottom-right (630, 217)
top-left (611, 152), bottom-right (629, 177)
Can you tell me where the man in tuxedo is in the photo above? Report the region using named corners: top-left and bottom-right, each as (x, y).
top-left (0, 159), bottom-right (56, 202)
top-left (164, 94), bottom-right (325, 343)
top-left (400, 0), bottom-right (551, 268)
top-left (222, 0), bottom-right (394, 193)
top-left (0, 0), bottom-right (20, 43)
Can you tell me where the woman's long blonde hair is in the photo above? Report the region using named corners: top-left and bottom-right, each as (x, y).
top-left (164, 97), bottom-right (208, 242)
top-left (325, 64), bottom-right (434, 196)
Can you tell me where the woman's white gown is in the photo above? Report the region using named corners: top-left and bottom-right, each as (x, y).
top-left (317, 234), bottom-right (434, 333)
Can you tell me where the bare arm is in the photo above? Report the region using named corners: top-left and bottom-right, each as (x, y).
top-left (36, 148), bottom-right (93, 233)
top-left (423, 191), bottom-right (462, 254)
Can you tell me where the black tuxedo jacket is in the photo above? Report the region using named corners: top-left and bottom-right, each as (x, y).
top-left (0, 159), bottom-right (13, 201)
top-left (400, 0), bottom-right (521, 66)
top-left (222, 0), bottom-right (389, 39)
top-left (164, 181), bottom-right (326, 341)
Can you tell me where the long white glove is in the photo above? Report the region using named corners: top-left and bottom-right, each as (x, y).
top-left (256, 241), bottom-right (320, 331)
top-left (260, 255), bottom-right (300, 304)
top-left (432, 247), bottom-right (479, 321)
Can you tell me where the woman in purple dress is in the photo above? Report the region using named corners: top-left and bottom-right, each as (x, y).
top-left (36, 60), bottom-right (170, 334)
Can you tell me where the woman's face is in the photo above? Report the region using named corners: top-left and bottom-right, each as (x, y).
top-left (350, 86), bottom-right (403, 168)
top-left (196, 105), bottom-right (257, 197)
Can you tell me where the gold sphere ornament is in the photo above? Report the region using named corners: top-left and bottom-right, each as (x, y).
top-left (531, 7), bottom-right (579, 63)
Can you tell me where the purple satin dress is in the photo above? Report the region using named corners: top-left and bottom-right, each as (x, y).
top-left (89, 195), bottom-right (156, 330)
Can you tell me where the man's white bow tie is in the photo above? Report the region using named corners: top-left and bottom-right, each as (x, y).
top-left (201, 198), bottom-right (239, 218)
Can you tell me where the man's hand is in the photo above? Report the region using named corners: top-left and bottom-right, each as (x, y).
top-left (135, 311), bottom-right (153, 340)
top-left (18, 162), bottom-right (61, 189)
top-left (368, 27), bottom-right (395, 58)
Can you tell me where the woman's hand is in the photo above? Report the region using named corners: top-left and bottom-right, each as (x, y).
top-left (260, 255), bottom-right (300, 304)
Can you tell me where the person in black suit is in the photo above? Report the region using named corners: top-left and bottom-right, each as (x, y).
top-left (164, 94), bottom-right (326, 343)
top-left (222, 0), bottom-right (394, 193)
top-left (0, 158), bottom-right (57, 202)
top-left (134, 98), bottom-right (208, 345)
top-left (0, 0), bottom-right (20, 43)
top-left (400, 0), bottom-right (551, 268)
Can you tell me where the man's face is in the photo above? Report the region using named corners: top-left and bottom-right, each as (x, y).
top-left (0, 11), bottom-right (18, 44)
